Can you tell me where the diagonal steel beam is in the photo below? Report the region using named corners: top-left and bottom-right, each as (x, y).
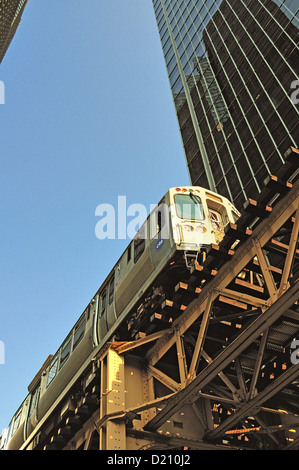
top-left (187, 291), bottom-right (216, 383)
top-left (279, 207), bottom-right (299, 296)
top-left (252, 238), bottom-right (278, 302)
top-left (206, 362), bottom-right (299, 439)
top-left (144, 281), bottom-right (299, 432)
top-left (248, 328), bottom-right (269, 400)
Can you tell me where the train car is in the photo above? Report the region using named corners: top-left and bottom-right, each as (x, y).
top-left (0, 429), bottom-right (8, 450)
top-left (5, 186), bottom-right (240, 450)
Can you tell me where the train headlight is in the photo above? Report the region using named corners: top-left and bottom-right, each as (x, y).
top-left (183, 224), bottom-right (193, 232)
top-left (196, 224), bottom-right (206, 233)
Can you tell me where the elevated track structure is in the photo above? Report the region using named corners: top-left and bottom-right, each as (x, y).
top-left (21, 147), bottom-right (299, 451)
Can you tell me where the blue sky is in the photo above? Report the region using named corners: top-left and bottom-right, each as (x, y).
top-left (0, 0), bottom-right (189, 433)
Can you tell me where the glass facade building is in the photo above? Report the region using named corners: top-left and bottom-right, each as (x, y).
top-left (0, 0), bottom-right (29, 63)
top-left (152, 0), bottom-right (299, 209)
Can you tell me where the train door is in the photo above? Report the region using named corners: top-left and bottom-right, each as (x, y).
top-left (208, 208), bottom-right (224, 243)
top-left (26, 383), bottom-right (41, 438)
top-left (206, 193), bottom-right (228, 244)
top-left (106, 273), bottom-right (116, 330)
top-left (98, 290), bottom-right (108, 341)
top-left (149, 202), bottom-right (172, 268)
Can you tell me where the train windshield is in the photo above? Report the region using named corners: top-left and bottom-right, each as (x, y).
top-left (174, 194), bottom-right (204, 221)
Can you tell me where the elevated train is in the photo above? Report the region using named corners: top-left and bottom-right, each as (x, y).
top-left (3, 186), bottom-right (240, 450)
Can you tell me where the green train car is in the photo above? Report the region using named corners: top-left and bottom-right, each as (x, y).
top-left (4, 186), bottom-right (240, 450)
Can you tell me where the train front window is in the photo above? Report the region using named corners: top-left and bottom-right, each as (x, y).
top-left (174, 194), bottom-right (204, 221)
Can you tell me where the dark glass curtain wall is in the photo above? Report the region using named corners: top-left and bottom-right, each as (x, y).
top-left (153, 0), bottom-right (299, 209)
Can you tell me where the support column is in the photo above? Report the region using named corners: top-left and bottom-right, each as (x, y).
top-left (99, 349), bottom-right (126, 450)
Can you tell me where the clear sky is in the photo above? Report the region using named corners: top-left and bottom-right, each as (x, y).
top-left (0, 0), bottom-right (189, 433)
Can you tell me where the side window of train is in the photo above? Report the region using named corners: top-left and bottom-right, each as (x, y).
top-left (109, 274), bottom-right (115, 305)
top-left (59, 336), bottom-right (71, 370)
top-left (134, 235), bottom-right (145, 263)
top-left (47, 356), bottom-right (58, 387)
top-left (29, 384), bottom-right (41, 417)
top-left (100, 291), bottom-right (106, 317)
top-left (232, 210), bottom-right (240, 223)
top-left (150, 203), bottom-right (167, 238)
top-left (73, 316), bottom-right (86, 350)
top-left (127, 244), bottom-right (131, 263)
top-left (11, 407), bottom-right (22, 436)
top-left (155, 209), bottom-right (165, 237)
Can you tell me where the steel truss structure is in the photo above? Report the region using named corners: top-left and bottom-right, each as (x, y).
top-left (23, 147), bottom-right (299, 451)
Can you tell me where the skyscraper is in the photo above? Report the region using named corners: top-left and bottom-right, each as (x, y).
top-left (153, 0), bottom-right (299, 209)
top-left (0, 0), bottom-right (29, 63)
